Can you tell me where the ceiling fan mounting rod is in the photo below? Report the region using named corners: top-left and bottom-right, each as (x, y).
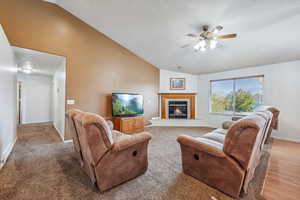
top-left (203, 25), bottom-right (209, 32)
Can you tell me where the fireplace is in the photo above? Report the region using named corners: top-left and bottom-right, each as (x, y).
top-left (159, 93), bottom-right (196, 119)
top-left (167, 100), bottom-right (188, 119)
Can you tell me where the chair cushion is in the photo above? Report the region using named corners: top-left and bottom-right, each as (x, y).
top-left (212, 128), bottom-right (228, 135)
top-left (202, 132), bottom-right (226, 144)
top-left (195, 137), bottom-right (224, 150)
top-left (112, 130), bottom-right (130, 143)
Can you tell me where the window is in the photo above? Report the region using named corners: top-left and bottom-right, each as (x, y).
top-left (210, 76), bottom-right (264, 115)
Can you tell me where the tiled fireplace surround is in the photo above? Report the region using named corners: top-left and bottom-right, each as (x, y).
top-left (159, 93), bottom-right (196, 120)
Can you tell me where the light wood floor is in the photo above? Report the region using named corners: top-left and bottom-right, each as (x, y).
top-left (263, 139), bottom-right (300, 200)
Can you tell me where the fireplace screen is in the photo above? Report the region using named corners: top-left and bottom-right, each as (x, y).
top-left (168, 100), bottom-right (188, 119)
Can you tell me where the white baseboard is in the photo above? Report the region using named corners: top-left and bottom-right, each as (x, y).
top-left (63, 140), bottom-right (73, 143)
top-left (21, 121), bottom-right (53, 125)
top-left (272, 136), bottom-right (300, 144)
top-left (0, 137), bottom-right (17, 170)
top-left (53, 123), bottom-right (72, 143)
top-left (149, 118), bottom-right (210, 127)
top-left (54, 125), bottom-right (64, 141)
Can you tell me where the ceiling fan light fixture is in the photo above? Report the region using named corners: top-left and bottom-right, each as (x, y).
top-left (22, 68), bottom-right (32, 74)
top-left (23, 65), bottom-right (32, 70)
top-left (199, 40), bottom-right (206, 48)
top-left (210, 39), bottom-right (218, 49)
top-left (200, 47), bottom-right (206, 52)
top-left (193, 43), bottom-right (201, 51)
top-left (210, 44), bottom-right (216, 49)
top-left (193, 39), bottom-right (205, 50)
top-left (20, 62), bottom-right (33, 74)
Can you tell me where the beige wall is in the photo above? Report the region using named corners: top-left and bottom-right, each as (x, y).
top-left (0, 0), bottom-right (159, 139)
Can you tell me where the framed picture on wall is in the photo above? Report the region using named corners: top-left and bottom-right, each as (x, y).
top-left (170, 78), bottom-right (185, 90)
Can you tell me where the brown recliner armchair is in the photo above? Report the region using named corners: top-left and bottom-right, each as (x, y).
top-left (66, 109), bottom-right (114, 167)
top-left (66, 109), bottom-right (152, 191)
top-left (177, 113), bottom-right (271, 198)
top-left (66, 109), bottom-right (84, 166)
top-left (222, 106), bottom-right (279, 143)
top-left (259, 106), bottom-right (279, 142)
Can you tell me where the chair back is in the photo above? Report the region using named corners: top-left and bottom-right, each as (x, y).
top-left (66, 109), bottom-right (84, 165)
top-left (255, 111), bottom-right (273, 149)
top-left (72, 112), bottom-right (113, 183)
top-left (255, 106), bottom-right (279, 129)
top-left (74, 112), bottom-right (113, 166)
top-left (223, 114), bottom-right (266, 169)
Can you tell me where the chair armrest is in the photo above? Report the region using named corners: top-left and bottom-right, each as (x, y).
top-left (112, 132), bottom-right (152, 152)
top-left (222, 121), bottom-right (235, 129)
top-left (106, 120), bottom-right (114, 130)
top-left (177, 135), bottom-right (226, 158)
top-left (232, 116), bottom-right (243, 121)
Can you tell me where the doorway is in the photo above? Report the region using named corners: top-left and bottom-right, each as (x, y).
top-left (13, 47), bottom-right (67, 141)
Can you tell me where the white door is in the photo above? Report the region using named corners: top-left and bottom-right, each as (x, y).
top-left (21, 81), bottom-right (52, 124)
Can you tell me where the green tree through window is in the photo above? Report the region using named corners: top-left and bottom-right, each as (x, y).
top-left (210, 76), bottom-right (263, 114)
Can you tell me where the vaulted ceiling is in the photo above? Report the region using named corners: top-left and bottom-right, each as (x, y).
top-left (56, 0), bottom-right (300, 74)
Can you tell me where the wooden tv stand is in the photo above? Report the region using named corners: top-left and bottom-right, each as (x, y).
top-left (112, 116), bottom-right (144, 134)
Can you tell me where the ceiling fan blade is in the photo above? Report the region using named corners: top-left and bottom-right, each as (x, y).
top-left (181, 43), bottom-right (192, 48)
top-left (181, 40), bottom-right (198, 48)
top-left (217, 33), bottom-right (237, 39)
top-left (205, 31), bottom-right (214, 38)
top-left (186, 33), bottom-right (200, 38)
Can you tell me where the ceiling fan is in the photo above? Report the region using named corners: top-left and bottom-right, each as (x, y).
top-left (183, 25), bottom-right (237, 51)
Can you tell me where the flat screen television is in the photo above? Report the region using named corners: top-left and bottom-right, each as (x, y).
top-left (112, 93), bottom-right (144, 117)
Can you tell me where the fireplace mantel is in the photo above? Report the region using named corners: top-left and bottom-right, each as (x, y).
top-left (159, 93), bottom-right (197, 95)
top-left (159, 93), bottom-right (196, 119)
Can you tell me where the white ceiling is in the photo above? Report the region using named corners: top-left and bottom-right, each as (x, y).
top-left (13, 47), bottom-right (65, 76)
top-left (44, 0), bottom-right (57, 3)
top-left (56, 0), bottom-right (300, 74)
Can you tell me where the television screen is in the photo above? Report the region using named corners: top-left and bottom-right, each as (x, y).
top-left (112, 93), bottom-right (144, 117)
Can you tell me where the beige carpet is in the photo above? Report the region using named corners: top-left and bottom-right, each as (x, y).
top-left (0, 124), bottom-right (271, 200)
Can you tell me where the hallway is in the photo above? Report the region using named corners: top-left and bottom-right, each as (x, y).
top-left (0, 124), bottom-right (83, 200)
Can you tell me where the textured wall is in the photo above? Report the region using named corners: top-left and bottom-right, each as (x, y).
top-left (0, 0), bottom-right (159, 139)
top-left (198, 61), bottom-right (300, 143)
top-left (159, 69), bottom-right (198, 93)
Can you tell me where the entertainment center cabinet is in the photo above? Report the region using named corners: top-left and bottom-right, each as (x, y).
top-left (112, 116), bottom-right (144, 134)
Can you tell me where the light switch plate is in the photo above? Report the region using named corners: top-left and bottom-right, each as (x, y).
top-left (67, 99), bottom-right (75, 105)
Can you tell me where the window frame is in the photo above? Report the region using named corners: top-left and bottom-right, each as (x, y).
top-left (209, 75), bottom-right (264, 115)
